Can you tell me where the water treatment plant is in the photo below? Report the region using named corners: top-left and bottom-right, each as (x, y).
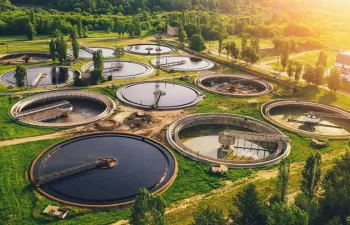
top-left (116, 81), bottom-right (203, 109)
top-left (262, 100), bottom-right (350, 139)
top-left (124, 44), bottom-right (176, 55)
top-left (167, 113), bottom-right (291, 168)
top-left (81, 60), bottom-right (154, 79)
top-left (151, 55), bottom-right (215, 71)
top-left (30, 133), bottom-right (177, 207)
top-left (195, 74), bottom-right (273, 96)
top-left (10, 91), bottom-right (116, 127)
top-left (0, 66), bottom-right (79, 87)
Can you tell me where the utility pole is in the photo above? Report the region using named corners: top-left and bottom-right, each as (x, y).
top-left (155, 35), bottom-right (162, 76)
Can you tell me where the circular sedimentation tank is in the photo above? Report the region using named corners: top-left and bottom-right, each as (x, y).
top-left (68, 47), bottom-right (115, 59)
top-left (0, 66), bottom-right (79, 87)
top-left (262, 100), bottom-right (350, 139)
top-left (10, 91), bottom-right (116, 127)
top-left (151, 55), bottom-right (215, 71)
top-left (30, 133), bottom-right (177, 208)
top-left (81, 60), bottom-right (154, 79)
top-left (0, 52), bottom-right (51, 64)
top-left (116, 81), bottom-right (203, 110)
top-left (124, 44), bottom-right (176, 55)
top-left (195, 74), bottom-right (273, 97)
top-left (167, 113), bottom-right (291, 168)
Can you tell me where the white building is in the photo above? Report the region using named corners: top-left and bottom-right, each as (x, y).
top-left (336, 51), bottom-right (350, 81)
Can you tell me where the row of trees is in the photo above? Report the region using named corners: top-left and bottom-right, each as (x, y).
top-left (128, 151), bottom-right (350, 225)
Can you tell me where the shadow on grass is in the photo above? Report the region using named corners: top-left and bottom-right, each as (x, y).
top-left (318, 92), bottom-right (337, 105)
top-left (294, 85), bottom-right (320, 100)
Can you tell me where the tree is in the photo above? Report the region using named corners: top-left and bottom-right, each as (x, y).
top-left (294, 61), bottom-right (303, 81)
top-left (55, 36), bottom-right (67, 64)
top-left (217, 22), bottom-right (228, 56)
top-left (317, 51), bottom-right (328, 68)
top-left (127, 23), bottom-right (136, 36)
top-left (251, 38), bottom-right (260, 53)
top-left (93, 50), bottom-right (104, 71)
top-left (303, 64), bottom-right (315, 84)
top-left (328, 68), bottom-right (342, 93)
top-left (231, 184), bottom-right (267, 225)
top-left (29, 9), bottom-right (36, 26)
top-left (69, 25), bottom-right (79, 40)
top-left (190, 34), bottom-right (206, 52)
top-left (314, 65), bottom-right (325, 86)
top-left (241, 46), bottom-right (259, 64)
top-left (25, 22), bottom-right (36, 40)
top-left (274, 157), bottom-right (290, 203)
top-left (319, 151), bottom-right (350, 225)
top-left (192, 207), bottom-right (227, 225)
top-left (49, 39), bottom-right (56, 63)
top-left (130, 188), bottom-right (166, 225)
top-left (134, 21), bottom-right (142, 36)
top-left (184, 24), bottom-right (200, 39)
top-left (77, 17), bottom-right (83, 38)
top-left (267, 203), bottom-right (308, 225)
top-left (241, 33), bottom-right (248, 51)
top-left (14, 64), bottom-right (26, 87)
top-left (179, 25), bottom-right (187, 43)
top-left (301, 153), bottom-right (322, 199)
top-left (229, 41), bottom-right (239, 59)
top-left (287, 60), bottom-right (295, 79)
top-left (116, 21), bottom-right (125, 37)
top-left (281, 41), bottom-right (290, 71)
top-left (71, 36), bottom-right (80, 60)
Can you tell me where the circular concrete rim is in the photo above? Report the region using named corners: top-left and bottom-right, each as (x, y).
top-left (81, 60), bottom-right (154, 79)
top-left (195, 74), bottom-right (274, 97)
top-left (116, 81), bottom-right (204, 110)
top-left (68, 46), bottom-right (117, 59)
top-left (10, 91), bottom-right (116, 128)
top-left (124, 43), bottom-right (176, 55)
top-left (0, 66), bottom-right (80, 87)
top-left (0, 52), bottom-right (51, 65)
top-left (150, 55), bottom-right (215, 71)
top-left (262, 100), bottom-right (350, 140)
top-left (166, 113), bottom-right (291, 168)
top-left (29, 132), bottom-right (178, 208)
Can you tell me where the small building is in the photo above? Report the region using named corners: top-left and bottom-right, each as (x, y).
top-left (167, 25), bottom-right (179, 36)
top-left (42, 205), bottom-right (68, 219)
top-left (336, 51), bottom-right (350, 81)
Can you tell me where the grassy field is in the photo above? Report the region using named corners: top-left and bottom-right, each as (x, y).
top-left (267, 49), bottom-right (338, 71)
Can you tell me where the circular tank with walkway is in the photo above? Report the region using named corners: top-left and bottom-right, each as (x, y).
top-left (0, 52), bottom-right (51, 64)
top-left (124, 44), bottom-right (176, 55)
top-left (10, 91), bottom-right (116, 127)
top-left (167, 113), bottom-right (291, 168)
top-left (81, 60), bottom-right (154, 79)
top-left (151, 55), bottom-right (215, 71)
top-left (0, 66), bottom-right (79, 87)
top-left (116, 81), bottom-right (203, 110)
top-left (195, 74), bottom-right (273, 97)
top-left (68, 47), bottom-right (116, 59)
top-left (30, 133), bottom-right (177, 208)
top-left (262, 100), bottom-right (350, 139)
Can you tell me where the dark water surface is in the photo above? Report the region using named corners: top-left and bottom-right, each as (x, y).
top-left (32, 133), bottom-right (176, 205)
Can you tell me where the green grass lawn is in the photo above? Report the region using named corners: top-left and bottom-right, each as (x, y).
top-left (0, 95), bottom-right (60, 140)
top-left (268, 49), bottom-right (338, 71)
